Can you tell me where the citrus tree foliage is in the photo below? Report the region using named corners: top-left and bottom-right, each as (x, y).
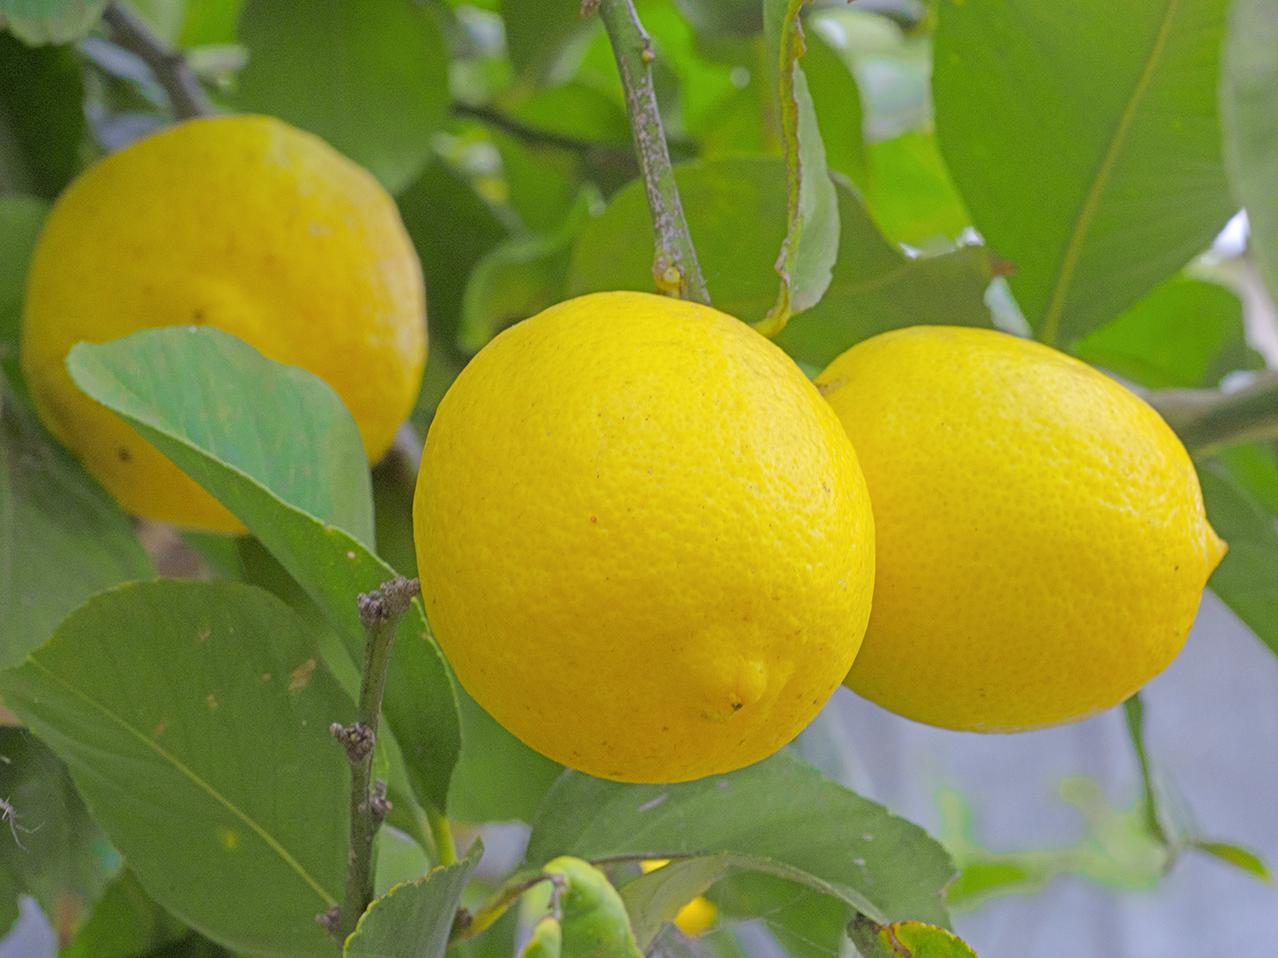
top-left (0, 0), bottom-right (1275, 957)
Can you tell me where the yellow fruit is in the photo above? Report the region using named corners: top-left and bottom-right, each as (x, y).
top-left (639, 861), bottom-right (717, 936)
top-left (21, 114), bottom-right (426, 533)
top-left (414, 291), bottom-right (874, 783)
top-left (817, 326), bottom-right (1226, 732)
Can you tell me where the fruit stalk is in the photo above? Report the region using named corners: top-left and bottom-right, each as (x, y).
top-left (102, 2), bottom-right (213, 119)
top-left (330, 576), bottom-right (420, 937)
top-left (590, 0), bottom-right (711, 305)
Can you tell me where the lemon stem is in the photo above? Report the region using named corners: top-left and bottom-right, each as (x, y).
top-left (102, 2), bottom-right (213, 120)
top-left (588, 0), bottom-right (711, 305)
top-left (328, 576), bottom-right (421, 939)
top-left (1149, 371), bottom-right (1278, 455)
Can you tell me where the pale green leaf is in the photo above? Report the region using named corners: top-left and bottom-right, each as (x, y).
top-left (66, 329), bottom-right (461, 811)
top-left (934, 0), bottom-right (1235, 345)
top-left (236, 0), bottom-right (449, 192)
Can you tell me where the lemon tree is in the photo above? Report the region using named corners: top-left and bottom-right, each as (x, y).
top-left (1, 1), bottom-right (1276, 957)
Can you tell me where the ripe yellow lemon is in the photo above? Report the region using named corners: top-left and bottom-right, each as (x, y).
top-left (817, 326), bottom-right (1225, 731)
top-left (21, 114), bottom-right (426, 533)
top-left (414, 291), bottom-right (874, 783)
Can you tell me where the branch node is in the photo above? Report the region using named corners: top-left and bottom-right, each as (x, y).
top-left (330, 721), bottom-right (376, 764)
top-left (357, 576), bottom-right (420, 628)
top-left (369, 779), bottom-right (392, 825)
top-left (315, 905), bottom-right (341, 937)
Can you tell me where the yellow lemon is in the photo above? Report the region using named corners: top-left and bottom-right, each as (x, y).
top-left (639, 861), bottom-right (718, 936)
top-left (414, 291), bottom-right (874, 783)
top-left (817, 326), bottom-right (1225, 731)
top-left (21, 114), bottom-right (426, 533)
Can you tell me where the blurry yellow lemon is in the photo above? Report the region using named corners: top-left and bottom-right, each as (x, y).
top-left (414, 291), bottom-right (874, 783)
top-left (817, 326), bottom-right (1225, 731)
top-left (639, 861), bottom-right (717, 936)
top-left (21, 114), bottom-right (426, 532)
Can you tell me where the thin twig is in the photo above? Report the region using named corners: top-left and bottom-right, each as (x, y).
top-left (589, 0), bottom-right (710, 304)
top-left (101, 1), bottom-right (212, 119)
top-left (1148, 371), bottom-right (1278, 455)
top-left (328, 576), bottom-right (421, 938)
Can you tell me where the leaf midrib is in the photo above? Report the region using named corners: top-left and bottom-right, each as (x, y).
top-left (25, 657), bottom-right (338, 907)
top-left (1038, 0), bottom-right (1183, 345)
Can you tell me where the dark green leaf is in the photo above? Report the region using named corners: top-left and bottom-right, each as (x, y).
top-left (1222, 0), bottom-right (1278, 302)
top-left (569, 156), bottom-right (993, 368)
top-left (1074, 278), bottom-right (1257, 389)
top-left (67, 328), bottom-right (461, 812)
top-left (0, 394), bottom-right (153, 667)
top-left (525, 752), bottom-right (955, 926)
top-left (758, 0), bottom-right (840, 331)
top-left (0, 34), bottom-right (84, 196)
top-left (1200, 451), bottom-right (1278, 657)
top-left (934, 0), bottom-right (1235, 345)
top-left (0, 727), bottom-right (115, 942)
top-left (62, 869), bottom-right (190, 958)
top-left (1190, 840), bottom-right (1273, 882)
top-left (236, 0), bottom-right (449, 192)
top-left (0, 194), bottom-right (45, 362)
top-left (0, 580), bottom-right (352, 957)
top-left (447, 688), bottom-right (562, 825)
top-left (398, 156), bottom-right (509, 359)
top-left (0, 0), bottom-right (106, 44)
top-left (344, 840), bottom-right (482, 958)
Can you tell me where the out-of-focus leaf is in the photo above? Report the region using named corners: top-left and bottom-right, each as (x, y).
top-left (1200, 450), bottom-right (1278, 657)
top-left (811, 8), bottom-right (931, 141)
top-left (0, 194), bottom-right (46, 381)
top-left (459, 192), bottom-right (591, 352)
top-left (0, 34), bottom-right (84, 197)
top-left (619, 855), bottom-right (730, 947)
top-left (1222, 0), bottom-right (1278, 302)
top-left (758, 0), bottom-right (839, 332)
top-left (178, 0), bottom-right (244, 46)
top-left (934, 0), bottom-right (1235, 345)
top-left (849, 916), bottom-right (979, 958)
top-left (1074, 278), bottom-right (1259, 389)
top-left (0, 581), bottom-right (352, 957)
top-left (800, 27), bottom-right (867, 184)
top-left (0, 728), bottom-right (116, 944)
top-left (0, 393), bottom-right (153, 668)
top-left (570, 157), bottom-right (992, 368)
top-left (344, 842), bottom-right (482, 958)
top-left (62, 869), bottom-right (193, 958)
top-left (674, 0), bottom-right (762, 39)
top-left (236, 0), bottom-right (449, 192)
top-left (863, 130), bottom-right (970, 246)
top-left (501, 0), bottom-right (590, 80)
top-left (67, 329), bottom-right (462, 812)
top-left (526, 753), bottom-right (955, 926)
top-left (398, 156), bottom-right (509, 358)
top-left (1190, 841), bottom-right (1273, 882)
top-left (0, 0), bottom-right (106, 43)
